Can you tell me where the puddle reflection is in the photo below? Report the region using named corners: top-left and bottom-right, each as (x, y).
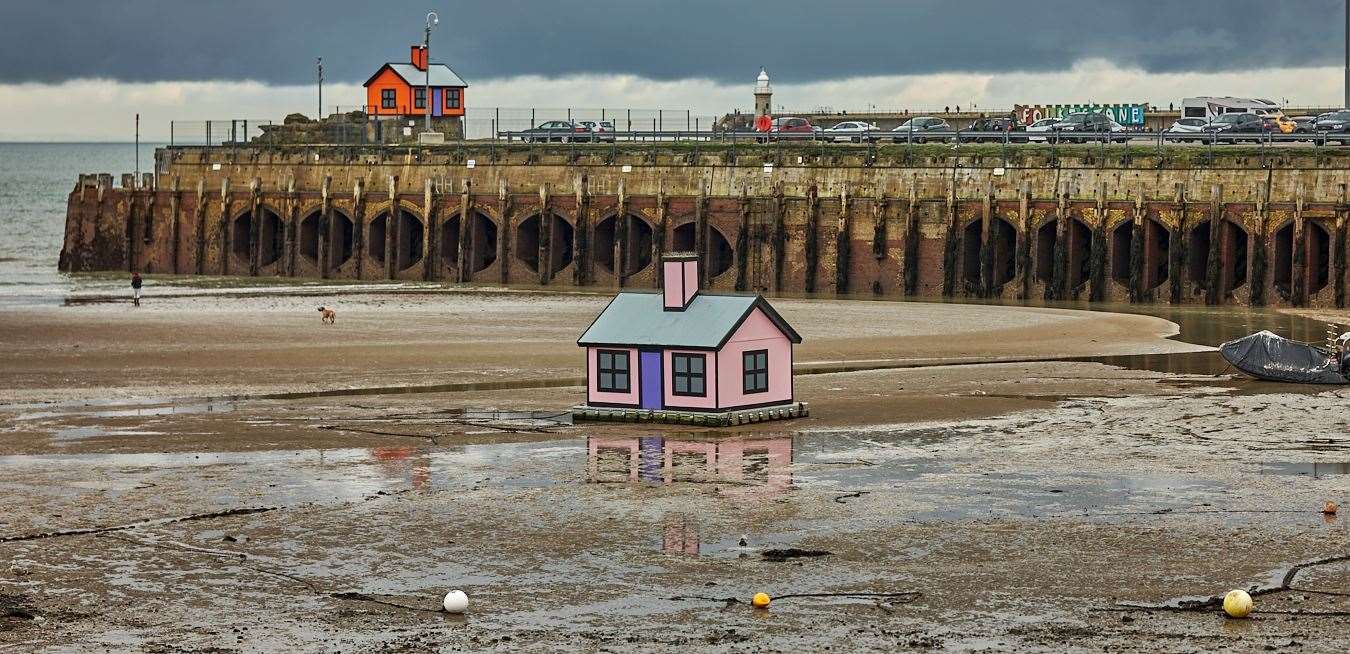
top-left (587, 434), bottom-right (793, 495)
top-left (1258, 461), bottom-right (1350, 479)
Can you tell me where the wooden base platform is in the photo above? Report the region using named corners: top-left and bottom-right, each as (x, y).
top-left (571, 402), bottom-right (809, 426)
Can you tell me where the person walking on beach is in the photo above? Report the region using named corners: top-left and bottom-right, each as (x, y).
top-left (131, 272), bottom-right (142, 307)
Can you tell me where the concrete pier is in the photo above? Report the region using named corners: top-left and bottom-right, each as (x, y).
top-left (59, 143), bottom-right (1350, 308)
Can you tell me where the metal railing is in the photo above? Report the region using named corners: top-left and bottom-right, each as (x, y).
top-left (494, 127), bottom-right (1350, 148)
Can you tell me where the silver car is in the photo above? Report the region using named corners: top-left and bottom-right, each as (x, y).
top-left (822, 121), bottom-right (880, 143)
top-left (1165, 117), bottom-right (1208, 143)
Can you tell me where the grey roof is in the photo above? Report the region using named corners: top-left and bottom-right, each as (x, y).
top-left (577, 292), bottom-right (801, 349)
top-left (383, 63), bottom-right (468, 87)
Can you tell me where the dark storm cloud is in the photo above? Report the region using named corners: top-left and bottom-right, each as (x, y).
top-left (2, 0), bottom-right (1342, 85)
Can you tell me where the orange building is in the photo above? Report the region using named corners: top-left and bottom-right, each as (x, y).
top-left (363, 45), bottom-right (467, 118)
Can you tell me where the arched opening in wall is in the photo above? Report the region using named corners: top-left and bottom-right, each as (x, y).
top-left (516, 214), bottom-right (541, 272)
top-left (671, 222), bottom-right (733, 278)
top-left (1220, 221), bottom-right (1248, 294)
top-left (622, 215), bottom-right (653, 276)
top-left (1066, 218), bottom-right (1092, 289)
top-left (1109, 222), bottom-right (1132, 283)
top-left (231, 212), bottom-right (252, 260)
top-left (1308, 221), bottom-right (1331, 295)
top-left (672, 221), bottom-right (696, 252)
top-left (707, 226), bottom-right (733, 278)
top-left (470, 212), bottom-right (498, 273)
top-left (300, 211), bottom-right (320, 262)
top-left (961, 220), bottom-right (982, 290)
top-left (368, 213), bottom-right (387, 264)
top-left (594, 215), bottom-right (618, 273)
top-left (1143, 219), bottom-right (1170, 290)
top-left (396, 210), bottom-right (424, 271)
top-left (1187, 225), bottom-right (1211, 285)
top-left (258, 208), bottom-right (283, 266)
top-left (988, 217), bottom-right (1017, 289)
top-left (442, 214), bottom-right (461, 268)
top-left (328, 210), bottom-right (354, 270)
top-left (1273, 222), bottom-right (1293, 298)
top-left (549, 213), bottom-right (574, 275)
top-left (1035, 221), bottom-right (1057, 283)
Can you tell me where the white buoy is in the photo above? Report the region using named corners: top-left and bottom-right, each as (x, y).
top-left (442, 590), bottom-right (469, 614)
top-left (1223, 589), bottom-right (1253, 618)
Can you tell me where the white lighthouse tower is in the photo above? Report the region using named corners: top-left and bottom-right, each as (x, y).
top-left (754, 68), bottom-right (773, 118)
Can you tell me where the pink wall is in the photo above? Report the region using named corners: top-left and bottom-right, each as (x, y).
top-left (682, 260), bottom-right (698, 305)
top-left (716, 308), bottom-right (793, 408)
top-left (662, 261), bottom-right (684, 309)
top-left (663, 348), bottom-right (718, 409)
top-left (662, 259), bottom-right (700, 309)
top-left (586, 347), bottom-right (640, 406)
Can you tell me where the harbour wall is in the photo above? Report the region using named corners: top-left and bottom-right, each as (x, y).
top-left (59, 144), bottom-right (1350, 308)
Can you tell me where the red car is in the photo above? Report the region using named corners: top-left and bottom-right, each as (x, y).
top-left (758, 116), bottom-right (817, 142)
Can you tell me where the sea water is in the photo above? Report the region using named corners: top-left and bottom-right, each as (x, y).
top-left (0, 142), bottom-right (159, 305)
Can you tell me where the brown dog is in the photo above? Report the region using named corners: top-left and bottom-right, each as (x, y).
top-left (318, 306), bottom-right (336, 324)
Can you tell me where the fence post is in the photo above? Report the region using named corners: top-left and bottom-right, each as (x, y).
top-left (627, 109), bottom-right (631, 132)
top-left (686, 110), bottom-right (691, 131)
top-left (206, 122), bottom-right (212, 148)
top-left (531, 108), bottom-right (536, 129)
top-left (170, 121), bottom-right (175, 147)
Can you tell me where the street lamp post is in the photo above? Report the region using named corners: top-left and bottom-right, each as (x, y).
top-left (316, 57), bottom-right (323, 119)
top-left (425, 11), bottom-right (439, 132)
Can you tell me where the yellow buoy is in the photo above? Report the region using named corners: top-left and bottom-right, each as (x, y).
top-left (751, 592), bottom-right (771, 609)
top-left (1222, 589), bottom-right (1253, 618)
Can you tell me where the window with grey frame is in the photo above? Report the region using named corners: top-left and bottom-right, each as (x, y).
top-left (743, 350), bottom-right (768, 394)
top-left (381, 89), bottom-right (396, 109)
top-left (446, 88), bottom-right (461, 109)
top-left (596, 350), bottom-right (630, 393)
top-left (671, 353), bottom-right (706, 397)
top-left (414, 87), bottom-right (426, 109)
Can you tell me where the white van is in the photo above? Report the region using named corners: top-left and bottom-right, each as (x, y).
top-left (1180, 97), bottom-right (1282, 121)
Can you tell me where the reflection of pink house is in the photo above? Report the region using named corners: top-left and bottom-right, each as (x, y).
top-left (587, 435), bottom-right (794, 494)
top-left (576, 253), bottom-right (806, 424)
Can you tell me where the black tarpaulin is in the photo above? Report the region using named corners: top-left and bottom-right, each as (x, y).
top-left (1218, 330), bottom-right (1348, 385)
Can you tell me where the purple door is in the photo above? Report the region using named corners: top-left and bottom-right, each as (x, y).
top-left (640, 351), bottom-right (663, 409)
top-left (432, 88), bottom-right (444, 117)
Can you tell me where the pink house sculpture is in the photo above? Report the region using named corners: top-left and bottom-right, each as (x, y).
top-left (575, 253), bottom-right (807, 426)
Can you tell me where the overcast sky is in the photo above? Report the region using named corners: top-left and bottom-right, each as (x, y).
top-left (2, 0), bottom-right (1347, 140)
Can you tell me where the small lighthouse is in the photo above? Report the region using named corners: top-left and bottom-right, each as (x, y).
top-left (754, 68), bottom-right (773, 118)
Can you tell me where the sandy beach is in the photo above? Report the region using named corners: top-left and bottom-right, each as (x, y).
top-left (2, 288), bottom-right (1347, 652)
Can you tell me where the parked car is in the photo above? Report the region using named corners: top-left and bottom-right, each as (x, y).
top-left (521, 120), bottom-right (592, 143)
top-left (1107, 117), bottom-right (1131, 143)
top-left (822, 120), bottom-right (880, 143)
top-left (1165, 117), bottom-right (1209, 142)
top-left (1315, 110), bottom-right (1350, 135)
top-left (577, 120), bottom-right (617, 142)
top-left (1025, 117), bottom-right (1059, 142)
top-left (1050, 112), bottom-right (1115, 143)
top-left (891, 117), bottom-right (950, 143)
top-left (1265, 114), bottom-right (1297, 134)
top-left (758, 116), bottom-right (816, 142)
top-left (962, 117), bottom-right (1026, 142)
top-left (1199, 112), bottom-right (1274, 143)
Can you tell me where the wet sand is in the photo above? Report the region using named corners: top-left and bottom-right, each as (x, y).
top-left (2, 289), bottom-right (1347, 652)
top-left (0, 290), bottom-right (1199, 405)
